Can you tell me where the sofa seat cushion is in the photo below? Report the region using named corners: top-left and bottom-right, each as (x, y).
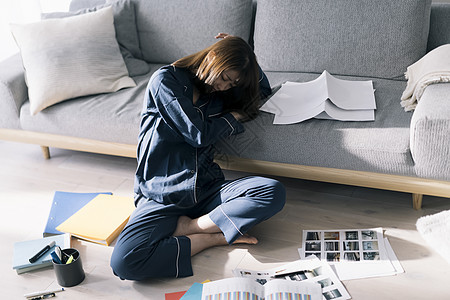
top-left (254, 0), bottom-right (431, 80)
top-left (19, 65), bottom-right (163, 145)
top-left (216, 74), bottom-right (416, 177)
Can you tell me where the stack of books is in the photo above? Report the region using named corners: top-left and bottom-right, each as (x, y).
top-left (12, 191), bottom-right (135, 275)
top-left (12, 234), bottom-right (71, 274)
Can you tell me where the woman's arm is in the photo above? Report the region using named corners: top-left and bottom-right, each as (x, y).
top-left (148, 69), bottom-right (244, 147)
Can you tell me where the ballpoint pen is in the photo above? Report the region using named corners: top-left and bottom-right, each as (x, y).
top-left (24, 288), bottom-right (65, 299)
top-left (29, 292), bottom-right (55, 300)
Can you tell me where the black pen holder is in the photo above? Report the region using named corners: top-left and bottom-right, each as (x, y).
top-left (53, 248), bottom-right (85, 287)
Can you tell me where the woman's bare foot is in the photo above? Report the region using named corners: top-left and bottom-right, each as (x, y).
top-left (233, 233), bottom-right (258, 245)
top-left (173, 215), bottom-right (221, 236)
top-left (188, 233), bottom-right (258, 256)
top-left (173, 215), bottom-right (258, 256)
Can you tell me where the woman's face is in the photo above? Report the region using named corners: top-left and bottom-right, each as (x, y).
top-left (211, 69), bottom-right (240, 92)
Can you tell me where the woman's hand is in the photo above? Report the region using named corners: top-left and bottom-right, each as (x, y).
top-left (230, 111), bottom-right (245, 121)
top-left (215, 33), bottom-right (233, 39)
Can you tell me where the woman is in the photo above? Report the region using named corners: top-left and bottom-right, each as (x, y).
top-left (110, 34), bottom-right (286, 280)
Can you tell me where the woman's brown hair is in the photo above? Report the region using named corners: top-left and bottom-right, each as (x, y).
top-left (172, 36), bottom-right (261, 120)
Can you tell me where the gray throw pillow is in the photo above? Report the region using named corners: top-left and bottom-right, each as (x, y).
top-left (42, 0), bottom-right (149, 76)
top-left (11, 7), bottom-right (136, 115)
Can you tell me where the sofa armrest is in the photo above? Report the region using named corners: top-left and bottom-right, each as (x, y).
top-left (0, 53), bottom-right (28, 129)
top-left (410, 83), bottom-right (450, 180)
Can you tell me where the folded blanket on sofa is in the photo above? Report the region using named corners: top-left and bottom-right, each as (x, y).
top-left (401, 44), bottom-right (450, 111)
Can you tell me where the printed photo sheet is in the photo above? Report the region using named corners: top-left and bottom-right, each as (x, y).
top-left (299, 227), bottom-right (403, 280)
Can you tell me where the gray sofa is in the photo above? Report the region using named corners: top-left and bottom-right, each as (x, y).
top-left (1, 0), bottom-right (449, 209)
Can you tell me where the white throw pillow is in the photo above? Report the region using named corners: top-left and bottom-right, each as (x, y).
top-left (10, 6), bottom-right (136, 115)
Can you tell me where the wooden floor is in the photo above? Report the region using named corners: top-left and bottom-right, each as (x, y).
top-left (1, 140), bottom-right (450, 299)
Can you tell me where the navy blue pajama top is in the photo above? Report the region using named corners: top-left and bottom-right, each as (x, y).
top-left (134, 65), bottom-right (271, 208)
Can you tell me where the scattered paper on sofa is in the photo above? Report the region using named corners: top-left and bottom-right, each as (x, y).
top-left (401, 44), bottom-right (450, 111)
top-left (416, 209), bottom-right (450, 265)
top-left (10, 6), bottom-right (136, 116)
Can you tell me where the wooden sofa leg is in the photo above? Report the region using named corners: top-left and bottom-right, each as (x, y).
top-left (412, 193), bottom-right (423, 210)
top-left (41, 146), bottom-right (50, 159)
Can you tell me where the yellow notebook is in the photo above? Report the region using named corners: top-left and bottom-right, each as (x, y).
top-left (56, 194), bottom-right (135, 246)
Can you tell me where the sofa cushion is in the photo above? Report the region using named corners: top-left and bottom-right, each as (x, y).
top-left (0, 54), bottom-right (27, 129)
top-left (134, 0), bottom-right (253, 63)
top-left (43, 0), bottom-right (149, 77)
top-left (254, 0), bottom-right (431, 80)
top-left (216, 74), bottom-right (416, 177)
top-left (19, 65), bottom-right (163, 144)
top-left (70, 0), bottom-right (106, 10)
top-left (11, 6), bottom-right (136, 115)
top-left (410, 83), bottom-right (450, 181)
top-left (427, 3), bottom-right (450, 52)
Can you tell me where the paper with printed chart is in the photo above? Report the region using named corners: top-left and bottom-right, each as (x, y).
top-left (232, 256), bottom-right (351, 300)
top-left (202, 277), bottom-right (322, 300)
top-left (260, 70), bottom-right (376, 124)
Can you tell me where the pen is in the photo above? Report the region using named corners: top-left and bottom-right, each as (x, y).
top-left (55, 246), bottom-right (62, 261)
top-left (50, 251), bottom-right (62, 264)
top-left (65, 255), bottom-right (73, 264)
top-left (29, 241), bottom-right (56, 263)
top-left (24, 288), bottom-right (65, 298)
top-left (29, 292), bottom-right (55, 300)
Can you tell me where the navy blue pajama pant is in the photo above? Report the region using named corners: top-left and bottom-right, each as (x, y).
top-left (110, 176), bottom-right (286, 281)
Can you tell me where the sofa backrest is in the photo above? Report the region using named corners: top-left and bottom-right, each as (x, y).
top-left (70, 0), bottom-right (105, 10)
top-left (427, 3), bottom-right (450, 52)
top-left (69, 0), bottom-right (448, 79)
top-left (70, 0), bottom-right (253, 64)
top-left (253, 0), bottom-right (431, 80)
top-left (133, 0), bottom-right (253, 64)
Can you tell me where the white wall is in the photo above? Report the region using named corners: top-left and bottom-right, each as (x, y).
top-left (0, 0), bottom-right (71, 61)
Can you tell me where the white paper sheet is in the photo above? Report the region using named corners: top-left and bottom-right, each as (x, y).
top-left (325, 71), bottom-right (376, 110)
top-left (260, 70), bottom-right (376, 124)
top-left (272, 100), bottom-right (375, 124)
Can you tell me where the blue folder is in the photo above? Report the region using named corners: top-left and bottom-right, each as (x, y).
top-left (43, 191), bottom-right (112, 237)
top-left (180, 282), bottom-right (203, 300)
